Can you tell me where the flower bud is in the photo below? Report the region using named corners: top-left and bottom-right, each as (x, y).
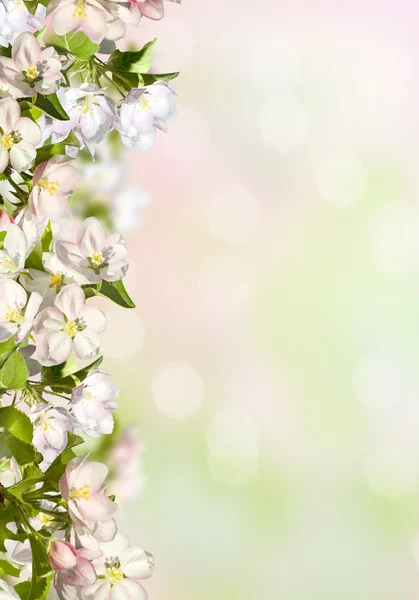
top-left (49, 541), bottom-right (78, 572)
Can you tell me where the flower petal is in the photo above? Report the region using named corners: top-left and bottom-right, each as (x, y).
top-left (110, 579), bottom-right (148, 600)
top-left (0, 97), bottom-right (20, 133)
top-left (10, 141), bottom-right (36, 172)
top-left (12, 32), bottom-right (41, 71)
top-left (121, 547), bottom-right (154, 580)
top-left (79, 305), bottom-right (106, 333)
top-left (38, 330), bottom-right (72, 366)
top-left (33, 306), bottom-right (64, 334)
top-left (15, 117), bottom-right (41, 145)
top-left (55, 283), bottom-right (85, 320)
top-left (73, 329), bottom-right (100, 360)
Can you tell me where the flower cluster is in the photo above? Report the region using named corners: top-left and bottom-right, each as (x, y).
top-left (0, 0), bottom-right (182, 598)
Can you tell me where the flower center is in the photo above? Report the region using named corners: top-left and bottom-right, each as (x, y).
top-left (39, 513), bottom-right (53, 526)
top-left (139, 95), bottom-right (152, 112)
top-left (62, 320), bottom-right (78, 338)
top-left (0, 255), bottom-right (18, 273)
top-left (90, 251), bottom-right (103, 267)
top-left (69, 484), bottom-right (92, 500)
top-left (106, 566), bottom-right (124, 585)
top-left (4, 305), bottom-right (24, 324)
top-left (39, 178), bottom-right (61, 196)
top-left (0, 133), bottom-right (14, 150)
top-left (49, 273), bottom-right (64, 289)
top-left (26, 64), bottom-right (39, 81)
top-left (72, 0), bottom-right (87, 19)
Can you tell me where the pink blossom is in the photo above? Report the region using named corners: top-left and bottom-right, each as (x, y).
top-left (0, 32), bottom-right (62, 98)
top-left (50, 0), bottom-right (111, 44)
top-left (128, 0), bottom-right (181, 21)
top-left (0, 279), bottom-right (41, 342)
top-left (55, 217), bottom-right (128, 284)
top-left (0, 97), bottom-right (41, 173)
top-left (49, 540), bottom-right (97, 587)
top-left (60, 456), bottom-right (118, 534)
top-left (72, 369), bottom-right (119, 438)
top-left (28, 155), bottom-right (82, 221)
top-left (34, 283), bottom-right (106, 366)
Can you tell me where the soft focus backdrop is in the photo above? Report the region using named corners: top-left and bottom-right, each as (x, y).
top-left (95, 2), bottom-right (419, 599)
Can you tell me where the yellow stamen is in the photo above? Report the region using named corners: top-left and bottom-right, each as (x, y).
top-left (72, 0), bottom-right (87, 19)
top-left (39, 513), bottom-right (53, 526)
top-left (26, 64), bottom-right (39, 80)
top-left (39, 178), bottom-right (61, 196)
top-left (0, 256), bottom-right (17, 273)
top-left (69, 484), bottom-right (92, 501)
top-left (4, 305), bottom-right (24, 324)
top-left (106, 566), bottom-right (124, 584)
top-left (90, 251), bottom-right (103, 267)
top-left (0, 133), bottom-right (13, 150)
top-left (49, 273), bottom-right (64, 288)
top-left (63, 321), bottom-right (78, 338)
top-left (139, 96), bottom-right (152, 112)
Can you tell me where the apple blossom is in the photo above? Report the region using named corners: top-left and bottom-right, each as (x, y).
top-left (0, 32), bottom-right (62, 98)
top-left (54, 217), bottom-right (128, 284)
top-left (28, 155), bottom-right (82, 221)
top-left (119, 81), bottom-right (177, 151)
top-left (34, 283), bottom-right (106, 366)
top-left (128, 0), bottom-right (181, 21)
top-left (81, 534), bottom-right (153, 600)
top-left (20, 251), bottom-right (79, 307)
top-left (72, 369), bottom-right (119, 438)
top-left (49, 84), bottom-right (119, 153)
top-left (49, 0), bottom-right (112, 44)
top-left (0, 97), bottom-right (41, 172)
top-left (30, 403), bottom-right (75, 468)
top-left (0, 223), bottom-right (34, 279)
top-left (0, 211), bottom-right (11, 230)
top-left (0, 0), bottom-right (45, 48)
top-left (60, 456), bottom-right (118, 530)
top-left (49, 540), bottom-right (97, 587)
top-left (0, 279), bottom-right (41, 342)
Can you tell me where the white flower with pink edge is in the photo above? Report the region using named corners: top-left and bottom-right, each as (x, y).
top-left (34, 283), bottom-right (106, 366)
top-left (0, 279), bottom-right (41, 342)
top-left (81, 534), bottom-right (153, 600)
top-left (0, 32), bottom-right (62, 98)
top-left (72, 369), bottom-right (119, 438)
top-left (55, 216), bottom-right (128, 284)
top-left (0, 97), bottom-right (41, 172)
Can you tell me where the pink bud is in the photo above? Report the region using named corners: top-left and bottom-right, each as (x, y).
top-left (49, 541), bottom-right (78, 572)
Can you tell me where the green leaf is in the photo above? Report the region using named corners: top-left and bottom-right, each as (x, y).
top-left (47, 31), bottom-right (100, 60)
top-left (35, 132), bottom-right (79, 166)
top-left (142, 72), bottom-right (180, 85)
top-left (0, 505), bottom-right (25, 552)
top-left (34, 93), bottom-right (69, 121)
top-left (29, 536), bottom-right (53, 600)
top-left (108, 38), bottom-right (157, 74)
top-left (52, 355), bottom-right (103, 388)
top-left (25, 250), bottom-right (43, 271)
top-left (0, 338), bottom-right (18, 369)
top-left (35, 25), bottom-right (47, 44)
top-left (2, 431), bottom-right (38, 467)
top-left (43, 432), bottom-right (84, 489)
top-left (21, 104), bottom-right (44, 122)
top-left (0, 558), bottom-right (21, 577)
top-left (0, 351), bottom-right (29, 390)
top-left (41, 221), bottom-right (53, 253)
top-left (41, 354), bottom-right (78, 384)
top-left (86, 280), bottom-right (136, 308)
top-left (14, 582), bottom-right (30, 600)
top-left (0, 406), bottom-right (33, 443)
top-left (111, 71), bottom-right (139, 93)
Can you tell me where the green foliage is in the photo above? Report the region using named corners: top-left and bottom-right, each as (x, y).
top-left (47, 31), bottom-right (100, 60)
top-left (28, 536), bottom-right (53, 600)
top-left (0, 407), bottom-right (33, 443)
top-left (0, 338), bottom-right (18, 369)
top-left (35, 132), bottom-right (80, 166)
top-left (41, 354), bottom-right (78, 385)
top-left (42, 432), bottom-right (84, 488)
top-left (0, 407), bottom-right (38, 467)
top-left (34, 93), bottom-right (70, 121)
top-left (0, 351), bottom-right (29, 390)
top-left (142, 72), bottom-right (180, 85)
top-left (25, 250), bottom-right (44, 271)
top-left (41, 221), bottom-right (53, 253)
top-left (108, 38), bottom-right (157, 74)
top-left (84, 280), bottom-right (136, 308)
top-left (0, 557), bottom-right (21, 576)
top-left (0, 505), bottom-right (26, 552)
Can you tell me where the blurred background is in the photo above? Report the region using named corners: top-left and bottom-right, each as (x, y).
top-left (86, 1), bottom-right (419, 599)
